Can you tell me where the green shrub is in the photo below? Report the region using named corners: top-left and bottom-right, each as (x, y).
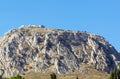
top-left (76, 76), bottom-right (79, 79)
top-left (109, 63), bottom-right (120, 79)
top-left (5, 74), bottom-right (24, 79)
top-left (50, 73), bottom-right (57, 79)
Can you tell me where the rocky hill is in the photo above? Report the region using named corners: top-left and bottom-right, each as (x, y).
top-left (0, 25), bottom-right (120, 77)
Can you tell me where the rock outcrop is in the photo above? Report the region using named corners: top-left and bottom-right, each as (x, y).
top-left (0, 25), bottom-right (120, 77)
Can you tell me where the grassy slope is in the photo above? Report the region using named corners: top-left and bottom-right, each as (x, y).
top-left (24, 64), bottom-right (109, 79)
top-left (24, 71), bottom-right (108, 79)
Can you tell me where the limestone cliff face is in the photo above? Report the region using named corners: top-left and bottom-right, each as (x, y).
top-left (0, 25), bottom-right (119, 77)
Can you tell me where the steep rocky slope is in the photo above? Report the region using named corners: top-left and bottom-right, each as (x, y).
top-left (0, 25), bottom-right (120, 77)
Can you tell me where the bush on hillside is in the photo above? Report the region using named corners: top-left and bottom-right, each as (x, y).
top-left (5, 74), bottom-right (24, 79)
top-left (109, 63), bottom-right (120, 79)
top-left (50, 73), bottom-right (57, 79)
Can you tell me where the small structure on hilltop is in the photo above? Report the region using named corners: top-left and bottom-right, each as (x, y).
top-left (38, 25), bottom-right (45, 28)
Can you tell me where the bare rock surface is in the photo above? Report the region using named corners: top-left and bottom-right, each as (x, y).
top-left (0, 25), bottom-right (120, 77)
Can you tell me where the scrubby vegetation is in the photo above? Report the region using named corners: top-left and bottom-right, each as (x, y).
top-left (5, 74), bottom-right (24, 79)
top-left (76, 76), bottom-right (78, 79)
top-left (109, 64), bottom-right (120, 79)
top-left (50, 73), bottom-right (57, 79)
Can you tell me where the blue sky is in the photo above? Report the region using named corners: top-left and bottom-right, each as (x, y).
top-left (0, 0), bottom-right (120, 50)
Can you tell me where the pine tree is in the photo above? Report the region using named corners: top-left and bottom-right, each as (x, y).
top-left (109, 63), bottom-right (120, 79)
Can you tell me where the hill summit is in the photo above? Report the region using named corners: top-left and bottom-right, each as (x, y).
top-left (0, 25), bottom-right (120, 77)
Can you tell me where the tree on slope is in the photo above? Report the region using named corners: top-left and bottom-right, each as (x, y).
top-left (109, 64), bottom-right (120, 79)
